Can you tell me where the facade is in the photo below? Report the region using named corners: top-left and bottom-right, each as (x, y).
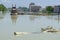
top-left (29, 3), bottom-right (41, 12)
top-left (54, 5), bottom-right (60, 13)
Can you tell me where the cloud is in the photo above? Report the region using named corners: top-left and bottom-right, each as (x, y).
top-left (2, 0), bottom-right (11, 2)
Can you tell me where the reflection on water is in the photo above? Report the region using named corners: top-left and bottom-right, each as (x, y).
top-left (46, 15), bottom-right (60, 23)
top-left (0, 11), bottom-right (7, 20)
top-left (29, 15), bottom-right (37, 21)
top-left (46, 16), bottom-right (53, 19)
top-left (29, 15), bottom-right (41, 21)
top-left (11, 15), bottom-right (18, 24)
top-left (0, 11), bottom-right (4, 19)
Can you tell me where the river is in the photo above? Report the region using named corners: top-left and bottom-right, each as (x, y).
top-left (0, 12), bottom-right (60, 40)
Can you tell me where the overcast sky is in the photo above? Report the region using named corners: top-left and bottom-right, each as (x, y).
top-left (0, 0), bottom-right (60, 8)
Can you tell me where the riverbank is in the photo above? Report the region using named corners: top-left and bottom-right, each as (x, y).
top-left (10, 11), bottom-right (60, 16)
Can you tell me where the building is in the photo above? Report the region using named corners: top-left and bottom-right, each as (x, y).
top-left (29, 3), bottom-right (41, 12)
top-left (54, 5), bottom-right (60, 13)
top-left (17, 7), bottom-right (29, 15)
top-left (18, 7), bottom-right (29, 12)
top-left (11, 4), bottom-right (17, 14)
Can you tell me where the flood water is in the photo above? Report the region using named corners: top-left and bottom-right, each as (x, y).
top-left (0, 11), bottom-right (60, 40)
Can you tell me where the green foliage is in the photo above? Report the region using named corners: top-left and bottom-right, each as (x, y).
top-left (18, 7), bottom-right (29, 11)
top-left (46, 6), bottom-right (54, 13)
top-left (0, 4), bottom-right (7, 11)
top-left (42, 9), bottom-right (46, 13)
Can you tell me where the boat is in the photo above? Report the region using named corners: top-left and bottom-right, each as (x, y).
top-left (41, 26), bottom-right (60, 33)
top-left (11, 4), bottom-right (18, 15)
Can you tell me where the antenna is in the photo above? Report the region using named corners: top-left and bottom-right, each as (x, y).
top-left (58, 12), bottom-right (59, 23)
top-left (12, 4), bottom-right (16, 7)
top-left (12, 4), bottom-right (13, 7)
top-left (15, 4), bottom-right (16, 7)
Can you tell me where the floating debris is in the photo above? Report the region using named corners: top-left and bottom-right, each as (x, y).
top-left (41, 26), bottom-right (60, 33)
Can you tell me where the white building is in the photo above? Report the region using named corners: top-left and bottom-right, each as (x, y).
top-left (54, 5), bottom-right (60, 13)
top-left (29, 3), bottom-right (41, 12)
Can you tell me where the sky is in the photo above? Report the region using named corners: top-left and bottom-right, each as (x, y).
top-left (0, 0), bottom-right (60, 8)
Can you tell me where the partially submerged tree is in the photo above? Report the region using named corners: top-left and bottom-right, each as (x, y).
top-left (46, 6), bottom-right (54, 14)
top-left (0, 4), bottom-right (7, 11)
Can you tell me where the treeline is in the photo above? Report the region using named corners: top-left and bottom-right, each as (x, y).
top-left (0, 4), bottom-right (54, 14)
top-left (0, 4), bottom-right (7, 11)
top-left (42, 6), bottom-right (54, 13)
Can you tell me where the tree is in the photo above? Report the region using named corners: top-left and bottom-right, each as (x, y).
top-left (18, 7), bottom-right (29, 12)
top-left (46, 6), bottom-right (54, 14)
top-left (42, 8), bottom-right (46, 13)
top-left (0, 4), bottom-right (7, 11)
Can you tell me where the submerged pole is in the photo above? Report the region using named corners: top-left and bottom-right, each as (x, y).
top-left (58, 13), bottom-right (59, 23)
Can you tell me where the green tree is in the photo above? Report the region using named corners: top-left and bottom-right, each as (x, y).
top-left (42, 8), bottom-right (46, 13)
top-left (0, 4), bottom-right (7, 11)
top-left (46, 6), bottom-right (54, 14)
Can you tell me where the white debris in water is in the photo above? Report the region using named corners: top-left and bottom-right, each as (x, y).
top-left (14, 32), bottom-right (32, 35)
